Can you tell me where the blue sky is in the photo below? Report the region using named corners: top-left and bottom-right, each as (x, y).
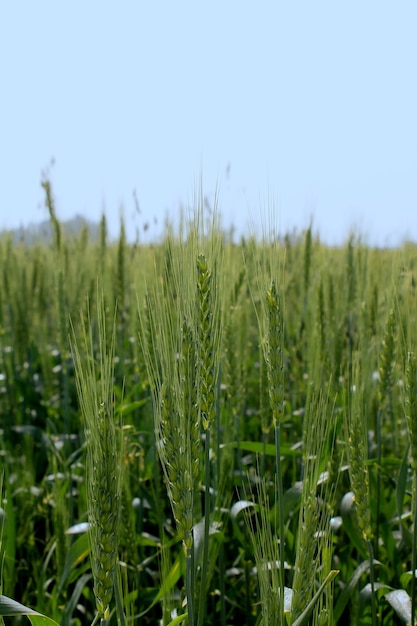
top-left (1, 2), bottom-right (416, 246)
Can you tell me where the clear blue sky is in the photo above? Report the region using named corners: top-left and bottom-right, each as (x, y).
top-left (1, 2), bottom-right (416, 246)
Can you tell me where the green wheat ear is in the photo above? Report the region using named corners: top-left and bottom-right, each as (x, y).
top-left (291, 389), bottom-right (335, 624)
top-left (71, 298), bottom-right (123, 621)
top-left (346, 385), bottom-right (373, 544)
top-left (196, 253), bottom-right (219, 432)
top-left (265, 280), bottom-right (284, 428)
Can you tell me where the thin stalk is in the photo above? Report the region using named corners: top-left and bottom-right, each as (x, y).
top-left (261, 431), bottom-right (268, 481)
top-left (214, 374), bottom-right (227, 626)
top-left (234, 413), bottom-right (243, 491)
top-left (218, 542), bottom-right (226, 626)
top-left (264, 280), bottom-right (285, 623)
top-left (113, 568), bottom-right (127, 626)
top-left (275, 423), bottom-right (285, 626)
top-left (375, 408), bottom-right (382, 561)
top-left (197, 428), bottom-right (211, 626)
top-left (90, 612), bottom-right (101, 626)
top-left (186, 548), bottom-right (195, 626)
top-left (367, 540), bottom-right (378, 626)
top-left (412, 471), bottom-right (417, 626)
top-left (260, 345), bottom-right (270, 478)
top-left (406, 352), bottom-right (417, 625)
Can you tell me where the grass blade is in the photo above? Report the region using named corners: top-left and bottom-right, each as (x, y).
top-left (0, 595), bottom-right (60, 626)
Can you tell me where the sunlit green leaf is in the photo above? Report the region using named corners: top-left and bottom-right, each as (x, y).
top-left (0, 595), bottom-right (60, 626)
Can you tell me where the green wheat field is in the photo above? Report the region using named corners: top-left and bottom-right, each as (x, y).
top-left (2, 185), bottom-right (417, 625)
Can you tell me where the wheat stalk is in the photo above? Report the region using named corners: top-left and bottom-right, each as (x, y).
top-left (71, 298), bottom-right (123, 622)
top-left (263, 279), bottom-right (286, 624)
top-left (345, 360), bottom-right (376, 626)
top-left (291, 389), bottom-right (335, 624)
top-left (138, 237), bottom-right (206, 625)
top-left (375, 308), bottom-right (397, 558)
top-left (246, 477), bottom-right (285, 626)
top-left (196, 253), bottom-right (218, 432)
top-left (195, 251), bottom-right (222, 626)
top-left (406, 351), bottom-right (417, 625)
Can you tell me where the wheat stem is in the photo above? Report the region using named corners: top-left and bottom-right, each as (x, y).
top-left (264, 280), bottom-right (285, 624)
top-left (71, 297), bottom-right (123, 622)
top-left (406, 351), bottom-right (417, 625)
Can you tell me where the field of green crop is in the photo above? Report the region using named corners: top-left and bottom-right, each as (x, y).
top-left (2, 187), bottom-right (417, 625)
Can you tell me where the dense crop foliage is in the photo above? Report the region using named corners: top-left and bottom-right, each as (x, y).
top-left (1, 193), bottom-right (417, 625)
